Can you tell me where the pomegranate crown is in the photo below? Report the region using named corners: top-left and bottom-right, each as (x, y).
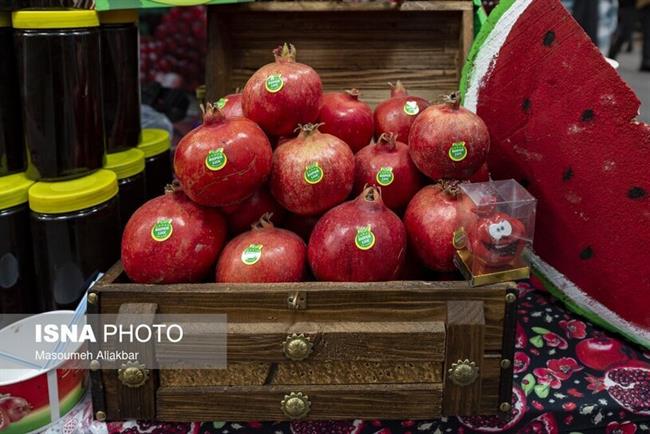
top-left (200, 102), bottom-right (225, 125)
top-left (295, 123), bottom-right (324, 137)
top-left (345, 88), bottom-right (361, 100)
top-left (442, 91), bottom-right (461, 110)
top-left (377, 132), bottom-right (398, 151)
top-left (273, 43), bottom-right (297, 63)
top-left (439, 179), bottom-right (463, 197)
top-left (252, 212), bottom-right (275, 230)
top-left (389, 80), bottom-right (408, 97)
top-left (360, 184), bottom-right (383, 203)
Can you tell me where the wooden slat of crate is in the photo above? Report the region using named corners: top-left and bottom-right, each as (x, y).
top-left (157, 384), bottom-right (443, 420)
top-left (160, 361), bottom-right (444, 386)
top-left (206, 1), bottom-right (473, 106)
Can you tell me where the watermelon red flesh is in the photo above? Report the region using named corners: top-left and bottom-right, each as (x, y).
top-left (464, 0), bottom-right (650, 330)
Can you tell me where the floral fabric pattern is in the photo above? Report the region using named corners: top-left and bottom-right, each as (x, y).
top-left (105, 278), bottom-right (650, 433)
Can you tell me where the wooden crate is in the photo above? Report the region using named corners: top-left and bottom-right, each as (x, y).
top-left (89, 262), bottom-right (517, 421)
top-left (206, 0), bottom-right (474, 106)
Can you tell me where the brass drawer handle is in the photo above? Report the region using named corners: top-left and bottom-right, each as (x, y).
top-left (281, 392), bottom-right (311, 419)
top-left (283, 333), bottom-right (313, 361)
top-left (448, 359), bottom-right (479, 387)
top-left (118, 361), bottom-right (150, 388)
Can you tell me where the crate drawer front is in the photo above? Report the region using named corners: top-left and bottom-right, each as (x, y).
top-left (157, 384), bottom-right (443, 421)
top-left (155, 321), bottom-right (446, 364)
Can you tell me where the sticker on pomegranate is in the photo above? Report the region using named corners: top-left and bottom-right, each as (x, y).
top-left (205, 148), bottom-right (228, 171)
top-left (448, 141), bottom-right (468, 162)
top-left (304, 162), bottom-right (324, 185)
top-left (151, 219), bottom-right (173, 242)
top-left (355, 225), bottom-right (376, 251)
top-left (376, 167), bottom-right (394, 186)
top-left (265, 74), bottom-right (284, 93)
top-left (403, 100), bottom-right (420, 116)
top-left (452, 228), bottom-right (467, 249)
top-left (216, 97), bottom-right (228, 110)
top-left (241, 244), bottom-right (263, 265)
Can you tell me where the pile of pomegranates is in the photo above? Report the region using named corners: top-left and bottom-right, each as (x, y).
top-left (122, 42), bottom-right (494, 284)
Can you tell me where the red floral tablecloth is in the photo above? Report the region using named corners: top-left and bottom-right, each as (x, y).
top-left (101, 278), bottom-right (650, 434)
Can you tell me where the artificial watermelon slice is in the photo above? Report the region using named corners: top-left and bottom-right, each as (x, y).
top-left (461, 0), bottom-right (650, 347)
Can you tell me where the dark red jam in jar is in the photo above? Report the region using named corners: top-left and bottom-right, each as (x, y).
top-left (29, 170), bottom-right (120, 311)
top-left (100, 10), bottom-right (141, 153)
top-left (138, 129), bottom-right (173, 199)
top-left (0, 173), bottom-right (35, 314)
top-left (13, 10), bottom-right (106, 181)
top-left (0, 14), bottom-right (25, 177)
top-left (104, 148), bottom-right (146, 229)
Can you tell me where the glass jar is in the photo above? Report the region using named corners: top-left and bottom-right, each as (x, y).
top-left (0, 13), bottom-right (25, 177)
top-left (13, 10), bottom-right (105, 181)
top-left (29, 170), bottom-right (120, 311)
top-left (0, 173), bottom-right (35, 314)
top-left (100, 10), bottom-right (141, 153)
top-left (104, 148), bottom-right (146, 229)
top-left (138, 128), bottom-right (172, 199)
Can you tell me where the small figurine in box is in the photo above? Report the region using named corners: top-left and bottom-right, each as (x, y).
top-left (454, 179), bottom-right (536, 285)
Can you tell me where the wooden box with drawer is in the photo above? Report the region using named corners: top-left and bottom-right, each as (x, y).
top-left (89, 262), bottom-right (517, 421)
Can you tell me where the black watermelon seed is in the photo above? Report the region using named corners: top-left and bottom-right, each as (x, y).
top-left (543, 31), bottom-right (556, 46)
top-left (581, 109), bottom-right (594, 122)
top-left (580, 247), bottom-right (593, 260)
top-left (628, 187), bottom-right (646, 199)
top-left (522, 98), bottom-right (532, 112)
top-left (520, 178), bottom-right (530, 188)
top-left (563, 167), bottom-right (574, 181)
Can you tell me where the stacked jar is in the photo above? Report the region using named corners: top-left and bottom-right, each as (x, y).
top-left (11, 9), bottom-right (121, 312)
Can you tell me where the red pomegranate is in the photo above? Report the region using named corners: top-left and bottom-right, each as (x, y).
top-left (216, 92), bottom-right (244, 119)
top-left (242, 43), bottom-right (322, 137)
top-left (459, 386), bottom-right (527, 432)
top-left (318, 89), bottom-right (374, 153)
top-left (516, 413), bottom-right (559, 434)
top-left (588, 361), bottom-right (650, 415)
top-left (308, 186), bottom-right (406, 282)
top-left (0, 396), bottom-right (31, 422)
top-left (354, 133), bottom-right (424, 211)
top-left (271, 123), bottom-right (354, 216)
top-left (576, 336), bottom-right (632, 371)
top-left (216, 214), bottom-right (306, 283)
top-left (404, 182), bottom-right (476, 272)
top-left (469, 162), bottom-right (490, 182)
top-left (121, 190), bottom-right (227, 283)
top-left (174, 103), bottom-right (273, 207)
top-left (409, 92), bottom-right (490, 180)
top-left (373, 81), bottom-right (430, 142)
top-left (221, 186), bottom-right (286, 235)
top-left (283, 213), bottom-right (321, 242)
top-left (0, 407), bottom-right (9, 431)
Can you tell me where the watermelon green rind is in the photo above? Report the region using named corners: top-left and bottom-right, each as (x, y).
top-left (530, 254), bottom-right (650, 349)
top-left (459, 0), bottom-right (519, 100)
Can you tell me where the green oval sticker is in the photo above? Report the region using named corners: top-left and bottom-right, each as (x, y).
top-left (216, 97), bottom-right (228, 110)
top-left (355, 225), bottom-right (376, 251)
top-left (403, 100), bottom-right (420, 116)
top-left (151, 219), bottom-right (173, 242)
top-left (265, 74), bottom-right (284, 93)
top-left (241, 244), bottom-right (263, 265)
top-left (304, 162), bottom-right (324, 185)
top-left (376, 167), bottom-right (394, 187)
top-left (205, 148), bottom-right (228, 171)
top-left (448, 141), bottom-right (468, 162)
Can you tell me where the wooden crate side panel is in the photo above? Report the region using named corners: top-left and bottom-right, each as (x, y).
top-left (160, 361), bottom-right (444, 386)
top-left (208, 9), bottom-right (462, 105)
top-left (157, 384), bottom-right (443, 420)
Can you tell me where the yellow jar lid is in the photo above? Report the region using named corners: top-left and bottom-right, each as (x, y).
top-left (104, 148), bottom-right (145, 180)
top-left (0, 12), bottom-right (10, 28)
top-left (29, 169), bottom-right (118, 214)
top-left (138, 128), bottom-right (171, 158)
top-left (12, 9), bottom-right (100, 30)
top-left (0, 173), bottom-right (34, 210)
top-left (99, 10), bottom-right (139, 25)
